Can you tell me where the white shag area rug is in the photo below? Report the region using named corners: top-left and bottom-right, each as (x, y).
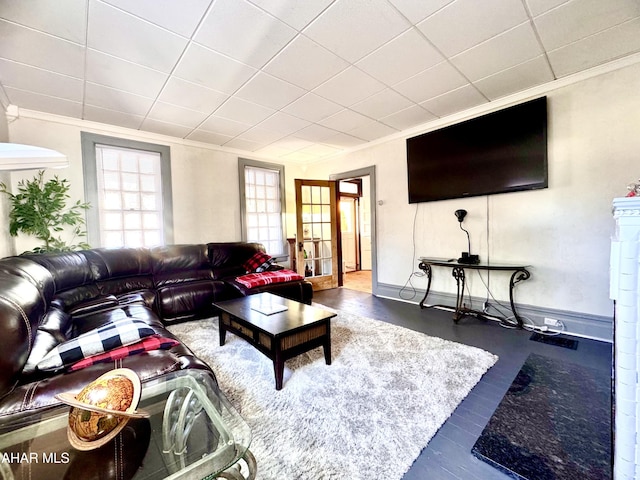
top-left (167, 308), bottom-right (497, 480)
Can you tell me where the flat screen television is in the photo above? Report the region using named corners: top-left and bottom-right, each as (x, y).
top-left (406, 97), bottom-right (548, 203)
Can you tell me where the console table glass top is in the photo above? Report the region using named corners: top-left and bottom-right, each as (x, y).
top-left (0, 369), bottom-right (255, 480)
top-left (417, 257), bottom-right (531, 328)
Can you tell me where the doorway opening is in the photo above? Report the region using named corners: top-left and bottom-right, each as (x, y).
top-left (339, 179), bottom-right (372, 293)
top-left (331, 167), bottom-right (377, 295)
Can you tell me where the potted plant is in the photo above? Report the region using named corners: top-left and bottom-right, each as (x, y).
top-left (0, 170), bottom-right (91, 253)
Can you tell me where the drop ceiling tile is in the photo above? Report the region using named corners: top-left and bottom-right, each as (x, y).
top-left (356, 28), bottom-right (444, 87)
top-left (4, 87), bottom-right (82, 118)
top-left (295, 124), bottom-right (338, 142)
top-left (195, 0), bottom-right (297, 68)
top-left (0, 59), bottom-right (83, 102)
top-left (525, 0), bottom-right (571, 17)
top-left (199, 115), bottom-right (252, 137)
top-left (418, 0), bottom-right (528, 56)
top-left (173, 43), bottom-right (256, 94)
top-left (282, 93), bottom-right (343, 123)
top-left (319, 109), bottom-right (373, 132)
top-left (85, 82), bottom-right (154, 115)
top-left (0, 0), bottom-right (87, 43)
top-left (235, 72), bottom-right (305, 110)
top-left (86, 49), bottom-right (168, 98)
top-left (313, 67), bottom-right (386, 107)
top-left (257, 112), bottom-right (310, 135)
top-left (215, 97), bottom-right (275, 124)
top-left (322, 132), bottom-right (365, 148)
top-left (140, 118), bottom-right (193, 138)
top-left (88, 1), bottom-right (188, 73)
top-left (450, 23), bottom-right (543, 81)
top-left (547, 17), bottom-right (640, 77)
top-left (387, 0), bottom-right (456, 24)
top-left (272, 137), bottom-right (315, 152)
top-left (393, 62), bottom-right (469, 103)
top-left (101, 0), bottom-right (212, 37)
top-left (247, 0), bottom-right (334, 30)
top-left (380, 104), bottom-right (437, 130)
top-left (349, 121), bottom-right (398, 142)
top-left (147, 101), bottom-right (209, 128)
top-left (304, 0), bottom-right (410, 62)
top-left (533, 0), bottom-right (640, 51)
top-left (420, 84), bottom-right (487, 117)
top-left (236, 126), bottom-right (286, 144)
top-left (187, 129), bottom-right (234, 145)
top-left (351, 88), bottom-right (413, 119)
top-left (254, 144), bottom-right (295, 158)
top-left (159, 77), bottom-right (229, 113)
top-left (474, 55), bottom-right (554, 100)
top-left (224, 137), bottom-right (265, 151)
top-left (281, 150), bottom-right (322, 162)
top-left (297, 143), bottom-right (342, 157)
top-left (264, 35), bottom-right (349, 90)
top-left (0, 20), bottom-right (85, 78)
top-left (83, 105), bottom-right (144, 129)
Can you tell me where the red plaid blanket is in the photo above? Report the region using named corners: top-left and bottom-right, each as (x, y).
top-left (69, 335), bottom-right (179, 372)
top-left (235, 269), bottom-right (304, 289)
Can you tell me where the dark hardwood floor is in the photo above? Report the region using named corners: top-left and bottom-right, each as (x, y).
top-left (313, 288), bottom-right (612, 480)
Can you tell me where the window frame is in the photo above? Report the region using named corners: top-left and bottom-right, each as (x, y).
top-left (81, 132), bottom-right (174, 248)
top-left (238, 158), bottom-right (287, 259)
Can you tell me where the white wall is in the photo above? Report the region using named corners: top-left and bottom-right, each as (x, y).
top-left (303, 62), bottom-right (640, 320)
top-left (4, 114), bottom-right (305, 254)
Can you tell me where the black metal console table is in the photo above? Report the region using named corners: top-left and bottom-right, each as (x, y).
top-left (417, 257), bottom-right (531, 328)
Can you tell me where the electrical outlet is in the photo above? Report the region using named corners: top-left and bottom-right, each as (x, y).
top-left (544, 317), bottom-right (561, 327)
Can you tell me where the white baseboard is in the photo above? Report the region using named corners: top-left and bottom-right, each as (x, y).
top-left (375, 282), bottom-right (613, 342)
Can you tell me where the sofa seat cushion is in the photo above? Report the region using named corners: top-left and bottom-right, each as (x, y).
top-left (234, 269), bottom-right (304, 289)
top-left (156, 279), bottom-right (226, 323)
top-left (37, 318), bottom-right (158, 371)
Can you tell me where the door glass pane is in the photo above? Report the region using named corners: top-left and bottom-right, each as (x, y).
top-left (299, 183), bottom-right (333, 278)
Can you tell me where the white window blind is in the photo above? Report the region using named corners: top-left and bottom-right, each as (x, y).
top-left (95, 144), bottom-right (164, 248)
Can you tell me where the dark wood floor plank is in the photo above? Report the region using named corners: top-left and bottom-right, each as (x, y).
top-left (313, 288), bottom-right (612, 480)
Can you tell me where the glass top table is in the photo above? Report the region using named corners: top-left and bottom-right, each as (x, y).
top-left (0, 369), bottom-right (255, 480)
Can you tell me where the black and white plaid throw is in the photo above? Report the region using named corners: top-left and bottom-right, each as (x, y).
top-left (37, 318), bottom-right (156, 371)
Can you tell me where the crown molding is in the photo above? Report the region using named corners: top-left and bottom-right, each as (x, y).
top-left (3, 106), bottom-right (292, 165)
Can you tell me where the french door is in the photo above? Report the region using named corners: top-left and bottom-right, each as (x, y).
top-left (294, 179), bottom-right (338, 290)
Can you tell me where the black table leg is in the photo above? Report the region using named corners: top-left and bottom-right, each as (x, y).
top-left (418, 262), bottom-right (432, 308)
top-left (507, 268), bottom-right (531, 328)
top-left (452, 266), bottom-right (466, 322)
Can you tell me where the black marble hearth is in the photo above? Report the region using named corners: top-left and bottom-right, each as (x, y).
top-left (472, 353), bottom-right (611, 480)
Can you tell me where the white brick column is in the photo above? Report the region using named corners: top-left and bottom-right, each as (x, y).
top-left (611, 197), bottom-right (640, 479)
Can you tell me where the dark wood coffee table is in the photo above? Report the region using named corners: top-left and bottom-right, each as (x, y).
top-left (214, 293), bottom-right (336, 390)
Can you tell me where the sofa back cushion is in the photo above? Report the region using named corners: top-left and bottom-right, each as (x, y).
top-left (23, 252), bottom-right (93, 293)
top-left (0, 275), bottom-right (46, 399)
top-left (0, 257), bottom-right (55, 306)
top-left (82, 248), bottom-right (154, 297)
top-left (151, 244), bottom-right (213, 287)
top-left (207, 242), bottom-right (265, 279)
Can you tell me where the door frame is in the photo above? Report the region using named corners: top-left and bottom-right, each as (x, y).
top-left (330, 166), bottom-right (378, 296)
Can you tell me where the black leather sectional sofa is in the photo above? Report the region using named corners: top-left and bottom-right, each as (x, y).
top-left (0, 241), bottom-right (312, 427)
